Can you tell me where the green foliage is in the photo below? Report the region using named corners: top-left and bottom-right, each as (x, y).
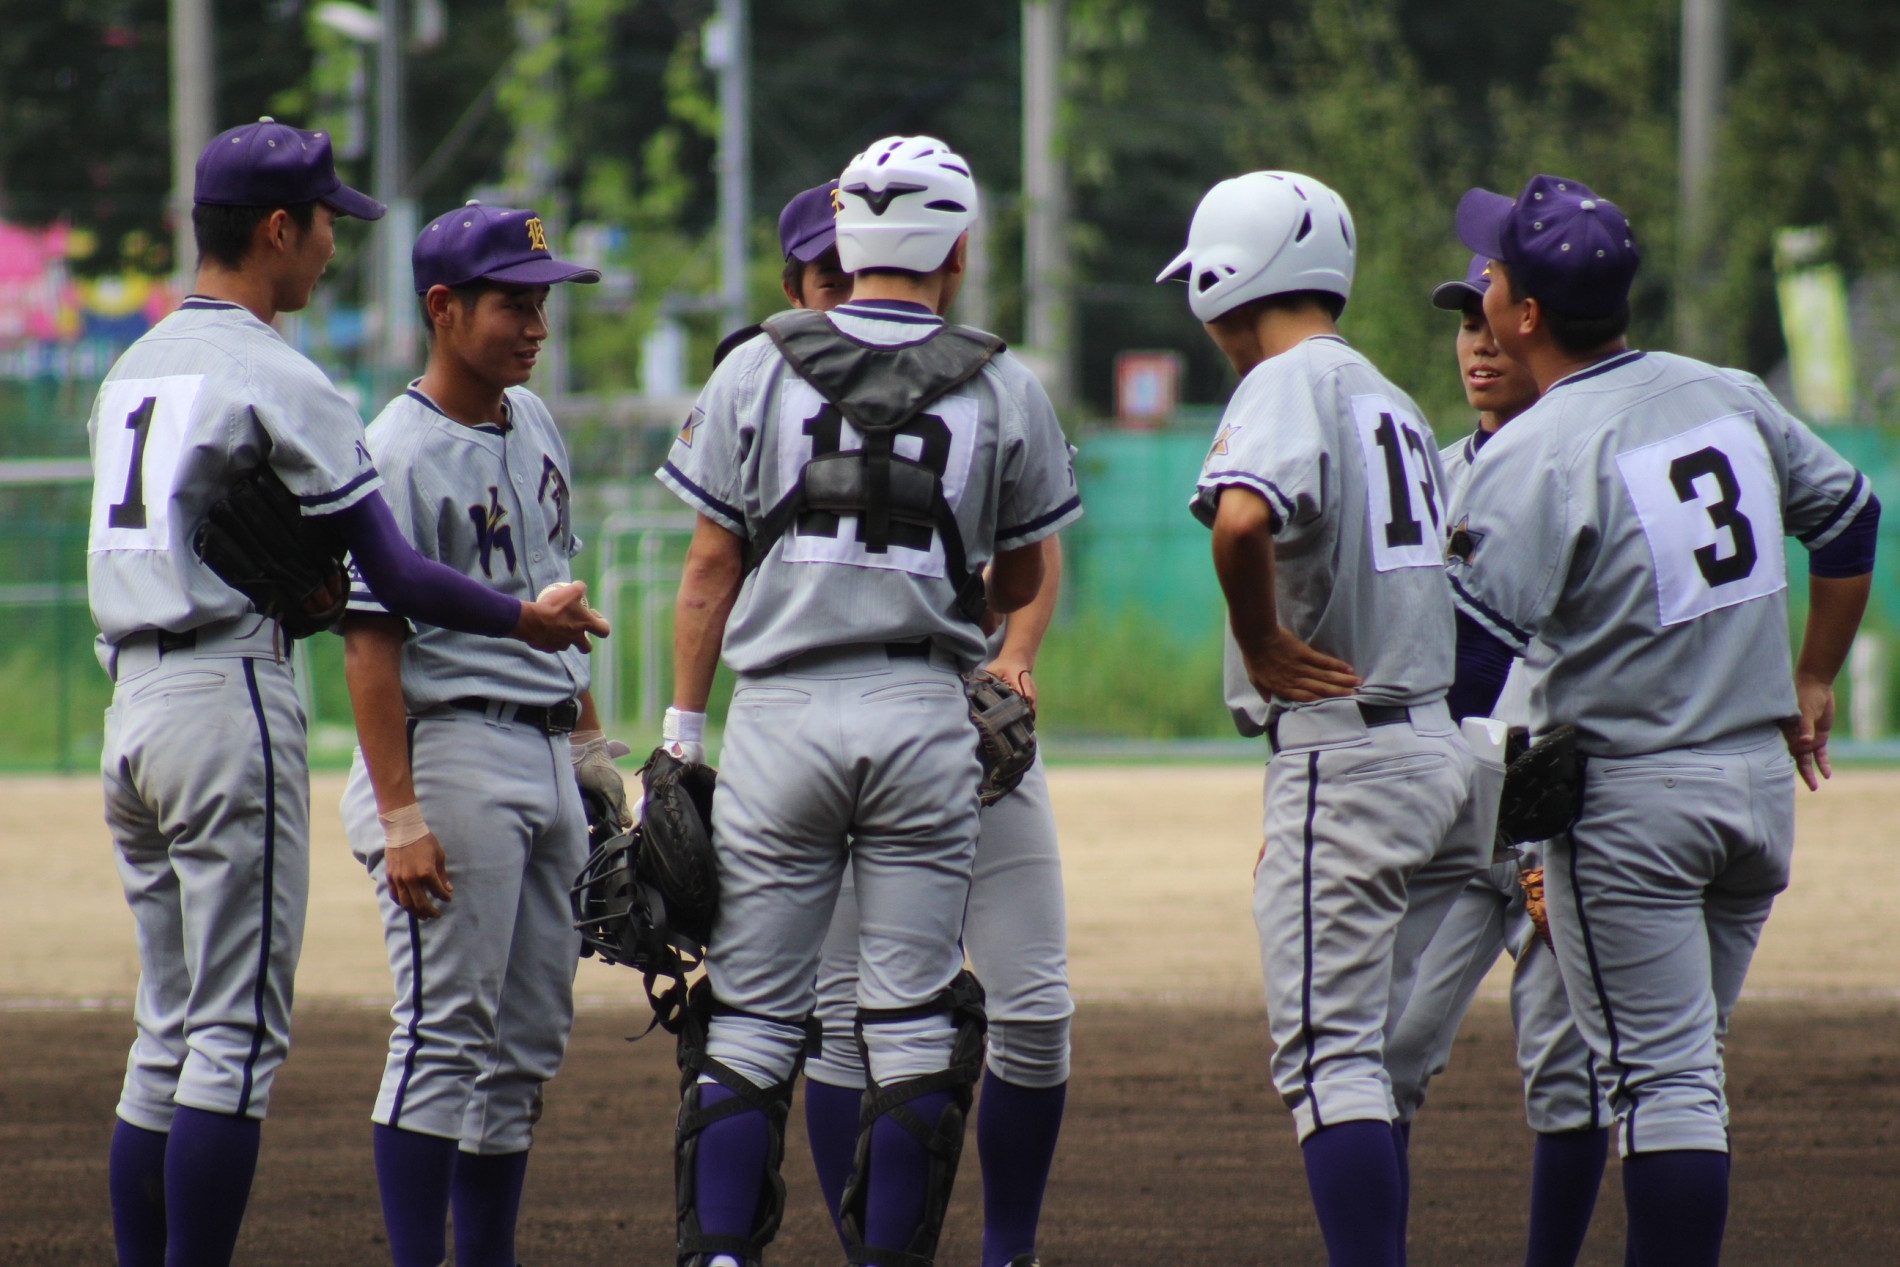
top-left (1034, 609), bottom-right (1230, 739)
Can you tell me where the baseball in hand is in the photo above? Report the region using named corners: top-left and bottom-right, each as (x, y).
top-left (538, 581), bottom-right (597, 616)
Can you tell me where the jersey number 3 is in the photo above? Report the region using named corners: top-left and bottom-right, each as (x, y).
top-left (89, 375), bottom-right (202, 554)
top-left (1619, 412), bottom-right (1786, 627)
top-left (1351, 394), bottom-right (1442, 572)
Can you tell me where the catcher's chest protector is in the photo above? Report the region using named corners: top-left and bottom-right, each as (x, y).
top-left (755, 309), bottom-right (1004, 623)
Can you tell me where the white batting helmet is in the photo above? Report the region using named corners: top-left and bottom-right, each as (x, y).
top-left (834, 136), bottom-right (979, 274)
top-left (1157, 171), bottom-right (1356, 323)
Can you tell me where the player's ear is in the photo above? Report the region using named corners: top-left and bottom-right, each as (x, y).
top-left (425, 284), bottom-right (456, 336)
top-left (943, 231), bottom-right (970, 277)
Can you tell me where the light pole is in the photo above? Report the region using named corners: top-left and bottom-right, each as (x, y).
top-left (1022, 0), bottom-right (1073, 409)
top-left (169, 0), bottom-right (215, 288)
top-left (1676, 0), bottom-right (1726, 359)
top-left (704, 0), bottom-right (751, 338)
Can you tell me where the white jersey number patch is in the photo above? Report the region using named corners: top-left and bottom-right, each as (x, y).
top-left (774, 379), bottom-right (979, 578)
top-left (89, 375), bottom-right (203, 554)
top-left (1351, 394), bottom-right (1443, 572)
top-left (1618, 412), bottom-right (1787, 627)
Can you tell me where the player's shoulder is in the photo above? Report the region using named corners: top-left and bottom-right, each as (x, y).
top-left (503, 383), bottom-right (555, 428)
top-left (364, 387), bottom-right (452, 465)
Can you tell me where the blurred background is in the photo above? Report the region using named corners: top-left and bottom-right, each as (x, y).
top-left (2, 0), bottom-right (1898, 769)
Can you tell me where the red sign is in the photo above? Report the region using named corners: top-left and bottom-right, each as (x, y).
top-left (1115, 350), bottom-right (1183, 429)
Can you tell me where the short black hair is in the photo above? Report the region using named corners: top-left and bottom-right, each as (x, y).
top-left (781, 256), bottom-right (804, 294)
top-left (1493, 262), bottom-right (1630, 355)
top-left (853, 265), bottom-right (929, 281)
top-left (1212, 289), bottom-right (1346, 327)
top-left (192, 201), bottom-right (318, 270)
top-left (782, 247), bottom-right (845, 304)
top-left (418, 280), bottom-right (501, 342)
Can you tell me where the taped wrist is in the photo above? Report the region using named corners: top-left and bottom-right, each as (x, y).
top-left (664, 708), bottom-right (707, 745)
top-left (380, 803), bottom-right (430, 850)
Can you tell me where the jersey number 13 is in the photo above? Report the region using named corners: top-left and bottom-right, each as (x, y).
top-left (1351, 394), bottom-right (1443, 572)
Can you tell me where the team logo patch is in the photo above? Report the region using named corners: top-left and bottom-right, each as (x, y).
top-left (1208, 423), bottom-right (1238, 460)
top-left (1447, 515), bottom-right (1484, 564)
top-left (678, 407), bottom-right (702, 448)
top-left (525, 216), bottom-right (548, 252)
top-left (469, 486), bottom-right (518, 577)
top-left (538, 455), bottom-right (571, 544)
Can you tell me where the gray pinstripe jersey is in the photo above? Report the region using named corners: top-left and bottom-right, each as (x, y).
top-left (1446, 351), bottom-right (1869, 755)
top-left (86, 298), bottom-right (382, 644)
top-left (1193, 335), bottom-right (1456, 719)
top-left (346, 384), bottom-right (587, 710)
top-left (658, 302), bottom-right (1083, 672)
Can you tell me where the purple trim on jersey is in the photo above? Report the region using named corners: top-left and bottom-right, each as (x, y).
top-left (236, 658), bottom-right (277, 1116)
top-left (388, 910), bottom-right (426, 1126)
top-left (295, 466), bottom-right (378, 508)
top-left (659, 460), bottom-right (746, 531)
top-left (1449, 573), bottom-right (1533, 649)
top-left (997, 494), bottom-right (1081, 544)
top-left (834, 300), bottom-right (942, 326)
top-left (179, 296), bottom-right (247, 311)
top-left (325, 491), bottom-right (520, 636)
top-left (1565, 838), bottom-right (1638, 1154)
top-left (1808, 491), bottom-right (1879, 578)
top-left (1298, 751), bottom-right (1324, 1129)
top-left (1797, 470), bottom-right (1865, 546)
top-left (1547, 349), bottom-right (1646, 392)
top-left (1200, 471), bottom-right (1297, 529)
top-left (404, 385), bottom-right (507, 434)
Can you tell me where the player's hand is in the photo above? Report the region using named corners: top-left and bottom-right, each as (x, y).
top-left (983, 656), bottom-right (1038, 710)
top-left (515, 581), bottom-right (611, 653)
top-left (1242, 628), bottom-right (1361, 703)
top-left (385, 833), bottom-right (453, 919)
top-left (305, 568), bottom-right (347, 616)
top-left (1780, 672), bottom-right (1836, 791)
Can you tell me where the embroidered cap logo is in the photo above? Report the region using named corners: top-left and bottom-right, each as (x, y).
top-left (524, 216), bottom-right (548, 252)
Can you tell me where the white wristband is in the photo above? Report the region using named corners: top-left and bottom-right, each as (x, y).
top-left (663, 707), bottom-right (706, 745)
top-left (379, 803), bottom-right (431, 850)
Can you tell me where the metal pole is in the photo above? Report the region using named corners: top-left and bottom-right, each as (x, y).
top-left (1676, 0), bottom-right (1726, 359)
top-left (1023, 0), bottom-right (1072, 408)
top-left (375, 0), bottom-right (417, 401)
top-left (716, 0), bottom-right (751, 336)
top-left (169, 0), bottom-right (215, 286)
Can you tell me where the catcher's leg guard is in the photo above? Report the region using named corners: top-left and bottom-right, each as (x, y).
top-left (837, 971), bottom-right (988, 1267)
top-left (673, 999), bottom-right (809, 1267)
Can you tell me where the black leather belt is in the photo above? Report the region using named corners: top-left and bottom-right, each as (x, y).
top-left (884, 641), bottom-right (931, 659)
top-left (1268, 701), bottom-right (1413, 754)
top-left (445, 696), bottom-right (581, 734)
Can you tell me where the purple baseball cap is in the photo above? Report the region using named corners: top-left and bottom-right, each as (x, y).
top-left (1431, 254), bottom-right (1492, 310)
top-left (779, 181), bottom-right (840, 263)
top-left (194, 118), bottom-right (384, 220)
top-left (1456, 174), bottom-right (1639, 319)
top-left (412, 202), bottom-right (601, 293)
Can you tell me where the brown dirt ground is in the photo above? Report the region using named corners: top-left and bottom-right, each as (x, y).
top-left (4, 999), bottom-right (1898, 1266)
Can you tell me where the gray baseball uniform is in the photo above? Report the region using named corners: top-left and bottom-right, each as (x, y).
top-left (658, 299), bottom-right (1080, 1092)
top-left (91, 297), bottom-right (382, 1131)
top-left (338, 382), bottom-right (589, 1153)
top-left (1448, 351), bottom-right (1868, 1155)
top-left (809, 622), bottom-right (1073, 1093)
top-left (1386, 432), bottom-right (1603, 1134)
top-left (1192, 334), bottom-right (1484, 1141)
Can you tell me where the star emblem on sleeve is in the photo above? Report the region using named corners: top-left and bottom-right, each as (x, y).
top-left (1447, 515), bottom-right (1485, 564)
top-left (1209, 423), bottom-right (1239, 459)
top-left (678, 407), bottom-right (703, 448)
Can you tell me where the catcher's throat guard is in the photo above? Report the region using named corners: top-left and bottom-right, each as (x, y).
top-left (569, 748), bottom-right (721, 1034)
top-left (193, 459), bottom-right (348, 639)
top-left (750, 309), bottom-right (1005, 625)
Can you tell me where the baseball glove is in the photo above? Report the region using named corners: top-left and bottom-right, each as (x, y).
top-left (966, 669), bottom-right (1036, 806)
top-left (1520, 866), bottom-right (1554, 951)
top-left (1496, 725), bottom-right (1585, 847)
top-left (193, 461), bottom-right (347, 639)
top-left (637, 747), bottom-right (720, 949)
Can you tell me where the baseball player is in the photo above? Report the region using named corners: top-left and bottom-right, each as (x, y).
top-left (1447, 174), bottom-right (1878, 1265)
top-left (711, 179), bottom-right (849, 369)
top-left (1383, 254), bottom-right (1610, 1267)
top-left (655, 135), bottom-right (1080, 1267)
top-left (335, 203), bottom-right (621, 1267)
top-left (91, 120), bottom-right (605, 1267)
top-left (759, 184), bottom-right (1072, 1267)
top-left (1160, 171), bottom-right (1488, 1267)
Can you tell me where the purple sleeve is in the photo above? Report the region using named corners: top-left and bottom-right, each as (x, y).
top-left (1808, 493), bottom-right (1880, 579)
top-left (1448, 610), bottom-right (1514, 722)
top-left (321, 491), bottom-right (521, 637)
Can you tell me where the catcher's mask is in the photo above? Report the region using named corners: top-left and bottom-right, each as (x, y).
top-left (569, 748), bottom-right (721, 1035)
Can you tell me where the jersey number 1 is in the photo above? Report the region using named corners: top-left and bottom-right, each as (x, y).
top-left (107, 396), bottom-right (158, 530)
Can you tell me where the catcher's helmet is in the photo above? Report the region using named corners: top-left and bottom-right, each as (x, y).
top-left (835, 135), bottom-right (979, 274)
top-left (1157, 171), bottom-right (1356, 323)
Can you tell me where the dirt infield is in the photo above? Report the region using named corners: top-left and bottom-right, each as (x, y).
top-left (5, 766), bottom-right (1900, 1261)
top-left (5, 1000), bottom-right (1899, 1264)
